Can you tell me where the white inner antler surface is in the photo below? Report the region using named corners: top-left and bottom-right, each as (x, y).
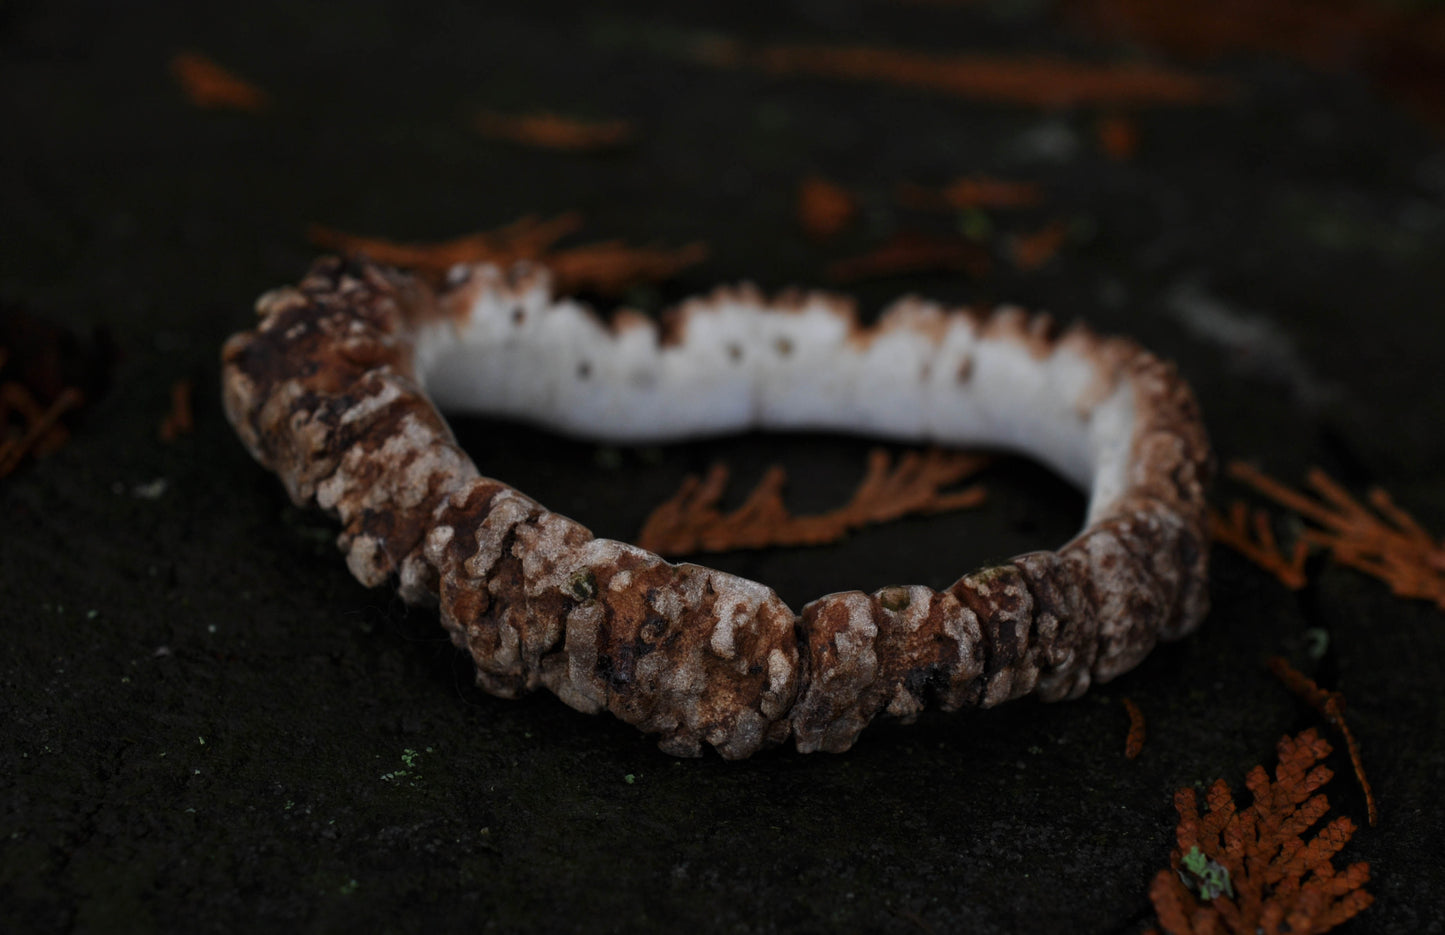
top-left (415, 272), bottom-right (1136, 529)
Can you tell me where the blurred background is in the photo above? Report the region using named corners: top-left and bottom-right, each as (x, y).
top-left (3, 1), bottom-right (1444, 932)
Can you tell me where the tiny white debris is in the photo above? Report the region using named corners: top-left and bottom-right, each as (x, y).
top-left (1014, 118), bottom-right (1079, 163)
top-left (131, 478), bottom-right (169, 500)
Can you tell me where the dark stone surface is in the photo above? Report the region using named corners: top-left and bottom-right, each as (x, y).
top-left (3, 1), bottom-right (1443, 932)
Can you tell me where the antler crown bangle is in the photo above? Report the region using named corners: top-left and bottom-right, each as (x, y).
top-left (222, 257), bottom-right (1211, 759)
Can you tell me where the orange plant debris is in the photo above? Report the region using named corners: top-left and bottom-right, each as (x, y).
top-left (797, 176), bottom-right (858, 241)
top-left (0, 348), bottom-right (83, 480)
top-left (1123, 697), bottom-right (1146, 759)
top-left (826, 232), bottom-right (990, 283)
top-left (309, 214), bottom-right (707, 296)
top-left (1209, 500), bottom-right (1309, 589)
top-left (543, 240), bottom-right (709, 297)
top-left (636, 448), bottom-right (988, 556)
top-left (1096, 113), bottom-right (1139, 160)
top-left (1009, 220), bottom-right (1070, 271)
top-left (1062, 0), bottom-right (1445, 130)
top-left (1149, 729), bottom-right (1373, 935)
top-left (473, 109), bottom-right (634, 152)
top-left (309, 213), bottom-right (582, 279)
top-left (897, 177), bottom-right (1043, 211)
top-left (695, 40), bottom-right (1234, 107)
top-left (1064, 0), bottom-right (1400, 67)
top-left (169, 52), bottom-right (269, 113)
top-left (159, 378), bottom-right (194, 442)
top-left (1227, 461), bottom-right (1445, 612)
top-left (1268, 657), bottom-right (1377, 827)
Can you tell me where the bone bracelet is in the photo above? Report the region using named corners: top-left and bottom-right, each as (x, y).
top-left (222, 257), bottom-right (1212, 759)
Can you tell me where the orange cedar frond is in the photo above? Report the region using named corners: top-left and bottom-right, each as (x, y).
top-left (1227, 463), bottom-right (1341, 529)
top-left (697, 41), bottom-right (1234, 107)
top-left (1150, 729), bottom-right (1372, 935)
top-left (1227, 461), bottom-right (1445, 611)
top-left (1199, 780), bottom-right (1237, 845)
top-left (0, 371), bottom-right (83, 480)
top-left (308, 213), bottom-right (583, 281)
top-left (158, 378), bottom-right (194, 442)
top-left (1123, 697), bottom-right (1146, 759)
top-left (544, 240), bottom-right (709, 297)
top-left (473, 109), bottom-right (634, 152)
top-left (636, 448), bottom-right (988, 556)
top-left (797, 176), bottom-right (858, 241)
top-left (1172, 787), bottom-right (1201, 853)
top-left (1366, 487), bottom-right (1437, 549)
top-left (1208, 501), bottom-right (1308, 589)
top-left (1148, 870), bottom-right (1199, 935)
top-left (826, 232), bottom-right (991, 283)
top-left (308, 214), bottom-right (704, 296)
top-left (896, 177), bottom-right (1044, 211)
top-left (170, 52), bottom-right (268, 113)
top-left (1009, 219), bottom-right (1070, 271)
top-left (1268, 657), bottom-right (1378, 827)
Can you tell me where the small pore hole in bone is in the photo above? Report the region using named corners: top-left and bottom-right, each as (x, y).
top-left (879, 586), bottom-right (911, 612)
top-left (512, 308), bottom-right (526, 326)
top-left (726, 343), bottom-right (744, 363)
top-left (956, 358), bottom-right (974, 383)
top-left (568, 569), bottom-right (597, 602)
top-left (774, 337), bottom-right (794, 357)
top-left (577, 360), bottom-right (592, 381)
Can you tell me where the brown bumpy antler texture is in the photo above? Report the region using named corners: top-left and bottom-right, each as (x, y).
top-left (222, 257), bottom-right (1211, 757)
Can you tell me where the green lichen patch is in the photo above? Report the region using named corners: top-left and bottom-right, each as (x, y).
top-left (1180, 846), bottom-right (1233, 901)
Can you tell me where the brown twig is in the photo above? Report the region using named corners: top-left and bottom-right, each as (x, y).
top-left (1208, 500), bottom-right (1309, 589)
top-left (169, 52), bottom-right (269, 113)
top-left (1122, 697), bottom-right (1146, 759)
top-left (473, 109), bottom-right (634, 152)
top-left (636, 448), bottom-right (988, 556)
top-left (1268, 657), bottom-right (1377, 827)
top-left (159, 378), bottom-right (195, 442)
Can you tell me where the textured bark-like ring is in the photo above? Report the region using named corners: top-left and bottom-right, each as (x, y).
top-left (222, 257), bottom-right (1211, 758)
